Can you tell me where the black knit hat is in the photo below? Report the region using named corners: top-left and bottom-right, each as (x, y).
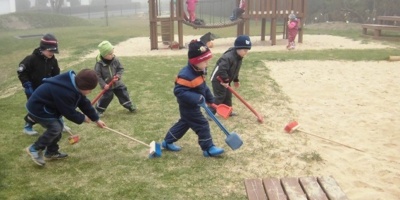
top-left (40, 33), bottom-right (59, 53)
top-left (75, 69), bottom-right (98, 90)
top-left (234, 35), bottom-right (252, 50)
top-left (188, 40), bottom-right (212, 65)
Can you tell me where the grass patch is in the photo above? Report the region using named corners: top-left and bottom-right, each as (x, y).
top-left (1, 13), bottom-right (400, 199)
top-left (298, 151), bottom-right (324, 163)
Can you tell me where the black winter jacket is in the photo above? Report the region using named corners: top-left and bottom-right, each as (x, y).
top-left (209, 47), bottom-right (243, 83)
top-left (17, 48), bottom-right (60, 89)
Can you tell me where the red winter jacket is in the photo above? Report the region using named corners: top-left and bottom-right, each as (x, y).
top-left (288, 19), bottom-right (300, 42)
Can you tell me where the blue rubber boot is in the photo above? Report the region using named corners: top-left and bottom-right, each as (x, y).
top-left (203, 146), bottom-right (224, 157)
top-left (26, 144), bottom-right (45, 166)
top-left (23, 123), bottom-right (38, 136)
top-left (162, 140), bottom-right (182, 151)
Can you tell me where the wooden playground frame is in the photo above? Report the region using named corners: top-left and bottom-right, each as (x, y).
top-left (148, 0), bottom-right (307, 50)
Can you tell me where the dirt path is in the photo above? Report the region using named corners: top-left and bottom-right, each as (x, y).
top-left (85, 34), bottom-right (393, 58)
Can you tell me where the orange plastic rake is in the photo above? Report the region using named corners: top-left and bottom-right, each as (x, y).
top-left (217, 76), bottom-right (263, 123)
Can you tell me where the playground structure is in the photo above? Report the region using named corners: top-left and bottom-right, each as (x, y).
top-left (148, 0), bottom-right (307, 50)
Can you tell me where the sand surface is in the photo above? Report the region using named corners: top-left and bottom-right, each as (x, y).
top-left (91, 34), bottom-right (399, 199)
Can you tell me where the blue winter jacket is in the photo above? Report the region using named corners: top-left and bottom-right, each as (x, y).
top-left (26, 70), bottom-right (99, 124)
top-left (174, 63), bottom-right (214, 108)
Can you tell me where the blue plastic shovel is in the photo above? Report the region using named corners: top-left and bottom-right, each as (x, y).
top-left (199, 101), bottom-right (243, 150)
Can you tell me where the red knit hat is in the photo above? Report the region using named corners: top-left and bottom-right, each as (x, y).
top-left (188, 40), bottom-right (212, 65)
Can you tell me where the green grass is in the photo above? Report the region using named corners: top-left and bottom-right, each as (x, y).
top-left (1, 13), bottom-right (400, 199)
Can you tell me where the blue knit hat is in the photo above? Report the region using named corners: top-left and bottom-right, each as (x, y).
top-left (289, 13), bottom-right (296, 20)
top-left (234, 35), bottom-right (251, 50)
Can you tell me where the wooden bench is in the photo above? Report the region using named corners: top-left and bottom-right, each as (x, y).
top-left (244, 176), bottom-right (348, 200)
top-left (377, 16), bottom-right (400, 25)
top-left (361, 24), bottom-right (400, 38)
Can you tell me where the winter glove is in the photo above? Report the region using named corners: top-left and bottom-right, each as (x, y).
top-left (23, 82), bottom-right (34, 97)
top-left (234, 81), bottom-right (240, 88)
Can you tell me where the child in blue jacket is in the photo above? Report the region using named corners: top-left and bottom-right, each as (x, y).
top-left (25, 69), bottom-right (106, 166)
top-left (162, 40), bottom-right (224, 157)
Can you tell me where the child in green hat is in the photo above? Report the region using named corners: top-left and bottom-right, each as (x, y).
top-left (94, 41), bottom-right (137, 116)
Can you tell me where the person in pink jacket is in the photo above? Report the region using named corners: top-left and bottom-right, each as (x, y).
top-left (287, 13), bottom-right (301, 50)
top-left (186, 0), bottom-right (198, 23)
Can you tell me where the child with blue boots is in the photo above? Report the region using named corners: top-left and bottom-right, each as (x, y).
top-left (162, 40), bottom-right (224, 157)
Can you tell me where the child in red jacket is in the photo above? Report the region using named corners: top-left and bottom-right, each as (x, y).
top-left (186, 0), bottom-right (198, 23)
top-left (287, 13), bottom-right (301, 50)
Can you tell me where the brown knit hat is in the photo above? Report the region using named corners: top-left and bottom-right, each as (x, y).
top-left (75, 69), bottom-right (98, 90)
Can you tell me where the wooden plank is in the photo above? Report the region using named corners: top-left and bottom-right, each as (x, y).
top-left (378, 16), bottom-right (400, 23)
top-left (298, 177), bottom-right (329, 200)
top-left (262, 178), bottom-right (287, 200)
top-left (317, 176), bottom-right (349, 200)
top-left (244, 179), bottom-right (268, 200)
top-left (281, 177), bottom-right (307, 200)
top-left (361, 24), bottom-right (400, 31)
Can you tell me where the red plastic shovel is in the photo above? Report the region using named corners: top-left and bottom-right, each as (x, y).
top-left (91, 76), bottom-right (118, 105)
top-left (209, 103), bottom-right (232, 119)
top-left (217, 76), bottom-right (263, 123)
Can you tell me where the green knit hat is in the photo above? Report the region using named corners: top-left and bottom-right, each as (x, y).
top-left (98, 41), bottom-right (114, 57)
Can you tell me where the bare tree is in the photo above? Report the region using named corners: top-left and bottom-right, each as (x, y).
top-left (50, 0), bottom-right (64, 13)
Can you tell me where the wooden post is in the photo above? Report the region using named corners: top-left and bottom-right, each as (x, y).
top-left (149, 0), bottom-right (158, 50)
top-left (298, 0), bottom-right (307, 43)
top-left (261, 18), bottom-right (266, 41)
top-left (270, 0), bottom-right (277, 45)
top-left (177, 0), bottom-right (184, 48)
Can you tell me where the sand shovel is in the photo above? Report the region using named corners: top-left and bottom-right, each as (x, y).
top-left (91, 76), bottom-right (119, 105)
top-left (65, 129), bottom-right (80, 145)
top-left (103, 126), bottom-right (162, 158)
top-left (284, 121), bottom-right (364, 152)
top-left (216, 76), bottom-right (263, 123)
top-left (199, 101), bottom-right (243, 150)
top-left (209, 103), bottom-right (232, 119)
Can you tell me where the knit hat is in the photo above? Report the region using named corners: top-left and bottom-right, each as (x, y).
top-left (289, 13), bottom-right (296, 20)
top-left (40, 33), bottom-right (58, 53)
top-left (98, 41), bottom-right (114, 57)
top-left (75, 69), bottom-right (98, 90)
top-left (234, 35), bottom-right (252, 50)
top-left (188, 40), bottom-right (212, 65)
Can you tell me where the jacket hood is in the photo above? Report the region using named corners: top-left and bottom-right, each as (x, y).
top-left (42, 70), bottom-right (80, 93)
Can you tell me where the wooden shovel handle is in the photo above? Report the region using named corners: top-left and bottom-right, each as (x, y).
top-left (91, 77), bottom-right (118, 105)
top-left (216, 76), bottom-right (263, 123)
